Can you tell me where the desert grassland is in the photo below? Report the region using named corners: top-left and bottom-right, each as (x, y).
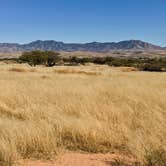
top-left (0, 63), bottom-right (166, 165)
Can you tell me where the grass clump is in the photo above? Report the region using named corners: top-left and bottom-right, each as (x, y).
top-left (9, 67), bottom-right (26, 72)
top-left (144, 148), bottom-right (166, 166)
top-left (112, 159), bottom-right (141, 166)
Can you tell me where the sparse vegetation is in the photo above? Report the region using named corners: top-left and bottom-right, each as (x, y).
top-left (63, 56), bottom-right (166, 72)
top-left (3, 50), bottom-right (162, 72)
top-left (112, 159), bottom-right (141, 166)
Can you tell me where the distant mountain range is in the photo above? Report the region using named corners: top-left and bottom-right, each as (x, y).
top-left (0, 40), bottom-right (164, 53)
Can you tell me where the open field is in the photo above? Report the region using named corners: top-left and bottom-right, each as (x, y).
top-left (0, 63), bottom-right (166, 165)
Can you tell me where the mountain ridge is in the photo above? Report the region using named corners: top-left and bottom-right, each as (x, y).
top-left (0, 40), bottom-right (164, 53)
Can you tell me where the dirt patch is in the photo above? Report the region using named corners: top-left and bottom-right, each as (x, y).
top-left (20, 153), bottom-right (138, 166)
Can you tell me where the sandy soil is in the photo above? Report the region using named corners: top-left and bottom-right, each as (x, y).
top-left (20, 153), bottom-right (136, 166)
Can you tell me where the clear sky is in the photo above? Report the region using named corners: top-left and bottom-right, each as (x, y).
top-left (0, 0), bottom-right (166, 46)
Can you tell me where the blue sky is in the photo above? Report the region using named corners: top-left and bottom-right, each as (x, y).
top-left (0, 0), bottom-right (166, 46)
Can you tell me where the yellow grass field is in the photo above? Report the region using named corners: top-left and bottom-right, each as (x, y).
top-left (0, 62), bottom-right (166, 165)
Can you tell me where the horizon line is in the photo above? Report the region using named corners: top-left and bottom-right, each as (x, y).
top-left (0, 39), bottom-right (165, 47)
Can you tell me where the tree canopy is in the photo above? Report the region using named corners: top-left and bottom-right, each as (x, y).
top-left (19, 50), bottom-right (61, 66)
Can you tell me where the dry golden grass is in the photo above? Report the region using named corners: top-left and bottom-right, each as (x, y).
top-left (54, 68), bottom-right (101, 76)
top-left (9, 67), bottom-right (37, 73)
top-left (0, 63), bottom-right (166, 165)
top-left (119, 67), bottom-right (138, 72)
top-left (9, 67), bottom-right (27, 72)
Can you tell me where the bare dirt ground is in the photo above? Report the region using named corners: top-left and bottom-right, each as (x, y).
top-left (20, 153), bottom-right (136, 166)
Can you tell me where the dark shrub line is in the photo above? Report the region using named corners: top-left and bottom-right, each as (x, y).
top-left (18, 51), bottom-right (166, 72)
top-left (64, 56), bottom-right (166, 72)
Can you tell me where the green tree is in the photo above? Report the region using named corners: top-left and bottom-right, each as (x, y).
top-left (19, 51), bottom-right (60, 67)
top-left (45, 51), bottom-right (61, 67)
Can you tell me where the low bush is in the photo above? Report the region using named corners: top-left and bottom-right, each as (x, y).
top-left (45, 51), bottom-right (61, 66)
top-left (141, 63), bottom-right (163, 72)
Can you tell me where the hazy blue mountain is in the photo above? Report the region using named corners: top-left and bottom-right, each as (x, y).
top-left (0, 40), bottom-right (163, 53)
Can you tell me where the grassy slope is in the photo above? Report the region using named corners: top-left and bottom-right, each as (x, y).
top-left (0, 63), bottom-right (166, 165)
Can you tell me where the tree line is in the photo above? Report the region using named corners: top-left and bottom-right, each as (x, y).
top-left (19, 50), bottom-right (166, 72)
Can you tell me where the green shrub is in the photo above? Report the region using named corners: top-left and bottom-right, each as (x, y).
top-left (30, 54), bottom-right (165, 72)
top-left (45, 51), bottom-right (61, 67)
top-left (19, 51), bottom-right (45, 66)
top-left (64, 57), bottom-right (93, 65)
top-left (70, 56), bottom-right (80, 65)
top-left (93, 57), bottom-right (106, 64)
top-left (19, 51), bottom-right (60, 66)
top-left (79, 57), bottom-right (93, 64)
top-left (141, 63), bottom-right (163, 72)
